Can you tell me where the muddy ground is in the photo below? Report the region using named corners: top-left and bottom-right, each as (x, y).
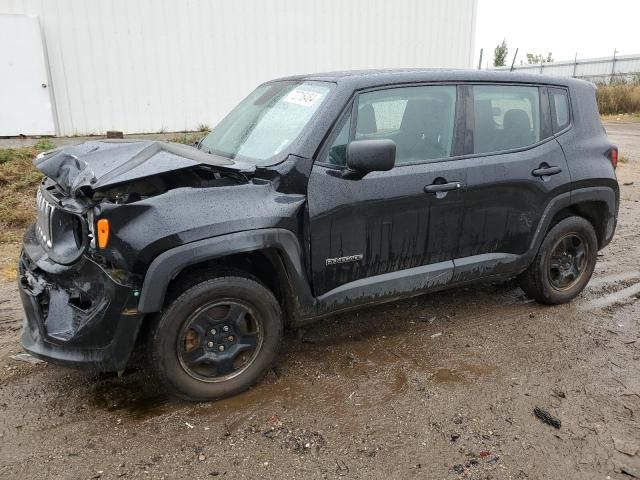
top-left (1, 122), bottom-right (639, 480)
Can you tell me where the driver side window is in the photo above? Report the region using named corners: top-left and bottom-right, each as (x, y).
top-left (355, 85), bottom-right (457, 165)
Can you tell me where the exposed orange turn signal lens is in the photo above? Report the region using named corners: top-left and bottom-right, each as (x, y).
top-left (96, 218), bottom-right (110, 249)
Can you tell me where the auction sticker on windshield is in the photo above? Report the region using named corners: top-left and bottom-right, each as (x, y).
top-left (284, 89), bottom-right (323, 107)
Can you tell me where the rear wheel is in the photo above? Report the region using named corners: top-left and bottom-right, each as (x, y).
top-left (518, 216), bottom-right (598, 304)
top-left (148, 273), bottom-right (282, 401)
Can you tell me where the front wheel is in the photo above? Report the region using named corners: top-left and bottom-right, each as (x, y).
top-left (518, 216), bottom-right (598, 304)
top-left (148, 274), bottom-right (282, 401)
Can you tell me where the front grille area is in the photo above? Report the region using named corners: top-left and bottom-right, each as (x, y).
top-left (36, 188), bottom-right (54, 249)
top-left (33, 185), bottom-right (88, 264)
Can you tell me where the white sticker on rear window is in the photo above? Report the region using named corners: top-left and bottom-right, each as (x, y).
top-left (283, 89), bottom-right (323, 107)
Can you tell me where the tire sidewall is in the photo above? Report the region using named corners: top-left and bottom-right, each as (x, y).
top-left (150, 276), bottom-right (282, 401)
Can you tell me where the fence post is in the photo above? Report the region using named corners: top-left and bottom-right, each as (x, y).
top-left (510, 48), bottom-right (518, 72)
top-left (611, 49), bottom-right (618, 84)
top-left (572, 53), bottom-right (578, 77)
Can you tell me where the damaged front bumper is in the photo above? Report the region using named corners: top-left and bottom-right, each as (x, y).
top-left (18, 226), bottom-right (145, 371)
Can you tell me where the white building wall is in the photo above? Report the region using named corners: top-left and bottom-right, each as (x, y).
top-left (1, 0), bottom-right (477, 136)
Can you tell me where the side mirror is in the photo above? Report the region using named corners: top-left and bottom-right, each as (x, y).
top-left (345, 139), bottom-right (396, 178)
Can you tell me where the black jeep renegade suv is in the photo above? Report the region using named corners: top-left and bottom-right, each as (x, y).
top-left (18, 70), bottom-right (619, 400)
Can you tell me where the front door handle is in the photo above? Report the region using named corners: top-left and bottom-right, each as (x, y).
top-left (424, 181), bottom-right (462, 194)
top-left (532, 166), bottom-right (562, 177)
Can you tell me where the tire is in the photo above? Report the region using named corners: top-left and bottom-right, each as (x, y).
top-left (148, 273), bottom-right (282, 401)
top-left (518, 216), bottom-right (598, 305)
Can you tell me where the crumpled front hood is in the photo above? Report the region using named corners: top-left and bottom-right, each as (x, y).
top-left (34, 140), bottom-right (255, 195)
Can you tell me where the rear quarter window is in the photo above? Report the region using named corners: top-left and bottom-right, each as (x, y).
top-left (549, 87), bottom-right (571, 133)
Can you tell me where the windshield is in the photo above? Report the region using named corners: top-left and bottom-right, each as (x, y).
top-left (199, 81), bottom-right (333, 164)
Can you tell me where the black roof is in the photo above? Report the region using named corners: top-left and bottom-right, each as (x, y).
top-left (274, 68), bottom-right (588, 90)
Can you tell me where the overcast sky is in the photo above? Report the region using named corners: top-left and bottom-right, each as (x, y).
top-left (475, 0), bottom-right (640, 67)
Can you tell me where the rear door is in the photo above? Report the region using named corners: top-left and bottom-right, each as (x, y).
top-left (307, 84), bottom-right (467, 296)
top-left (453, 84), bottom-right (571, 281)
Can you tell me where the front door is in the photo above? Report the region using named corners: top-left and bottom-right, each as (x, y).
top-left (308, 84), bottom-right (466, 297)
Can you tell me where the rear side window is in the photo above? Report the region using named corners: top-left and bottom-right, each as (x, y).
top-left (472, 85), bottom-right (541, 154)
top-left (355, 85), bottom-right (457, 164)
top-left (549, 87), bottom-right (571, 133)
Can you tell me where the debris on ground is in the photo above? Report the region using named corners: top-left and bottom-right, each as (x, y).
top-left (620, 464), bottom-right (640, 478)
top-left (9, 353), bottom-right (44, 364)
top-left (260, 419), bottom-right (325, 455)
top-left (335, 459), bottom-right (349, 476)
top-left (285, 430), bottom-right (325, 453)
top-left (430, 332), bottom-right (442, 339)
top-left (552, 389), bottom-right (567, 399)
top-left (614, 437), bottom-right (639, 456)
top-left (419, 316), bottom-right (436, 324)
top-left (534, 407), bottom-right (562, 429)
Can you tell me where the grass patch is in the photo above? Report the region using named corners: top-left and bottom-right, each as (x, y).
top-left (0, 241), bottom-right (21, 281)
top-left (0, 146), bottom-right (43, 243)
top-left (33, 138), bottom-right (56, 151)
top-left (168, 132), bottom-right (204, 145)
top-left (597, 84), bottom-right (640, 115)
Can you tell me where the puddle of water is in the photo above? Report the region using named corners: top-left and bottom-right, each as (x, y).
top-left (431, 364), bottom-right (497, 384)
top-left (88, 375), bottom-right (172, 420)
top-left (392, 369), bottom-right (408, 392)
top-left (432, 368), bottom-right (464, 383)
top-left (460, 363), bottom-right (497, 376)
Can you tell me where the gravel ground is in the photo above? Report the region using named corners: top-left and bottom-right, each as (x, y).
top-left (0, 123), bottom-right (638, 480)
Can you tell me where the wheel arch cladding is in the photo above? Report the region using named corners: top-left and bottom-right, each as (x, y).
top-left (136, 229), bottom-right (314, 319)
top-left (549, 201), bottom-right (611, 249)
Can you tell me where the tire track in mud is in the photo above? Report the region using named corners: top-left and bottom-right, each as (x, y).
top-left (581, 261), bottom-right (640, 311)
top-left (587, 270), bottom-right (640, 288)
top-left (582, 280), bottom-right (640, 310)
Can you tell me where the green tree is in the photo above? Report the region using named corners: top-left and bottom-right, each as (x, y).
top-left (493, 39), bottom-right (508, 67)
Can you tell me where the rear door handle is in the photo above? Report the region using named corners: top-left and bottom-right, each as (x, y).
top-left (532, 166), bottom-right (562, 177)
top-left (424, 181), bottom-right (463, 194)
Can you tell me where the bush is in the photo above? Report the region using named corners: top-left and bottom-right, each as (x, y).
top-left (597, 84), bottom-right (640, 115)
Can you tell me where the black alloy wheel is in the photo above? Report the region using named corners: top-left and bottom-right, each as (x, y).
top-left (177, 300), bottom-right (263, 382)
top-left (547, 234), bottom-right (589, 290)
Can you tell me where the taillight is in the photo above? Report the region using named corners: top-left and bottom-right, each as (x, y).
top-left (608, 148), bottom-right (618, 169)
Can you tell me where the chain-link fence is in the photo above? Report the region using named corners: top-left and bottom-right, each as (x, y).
top-left (492, 54), bottom-right (640, 85)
